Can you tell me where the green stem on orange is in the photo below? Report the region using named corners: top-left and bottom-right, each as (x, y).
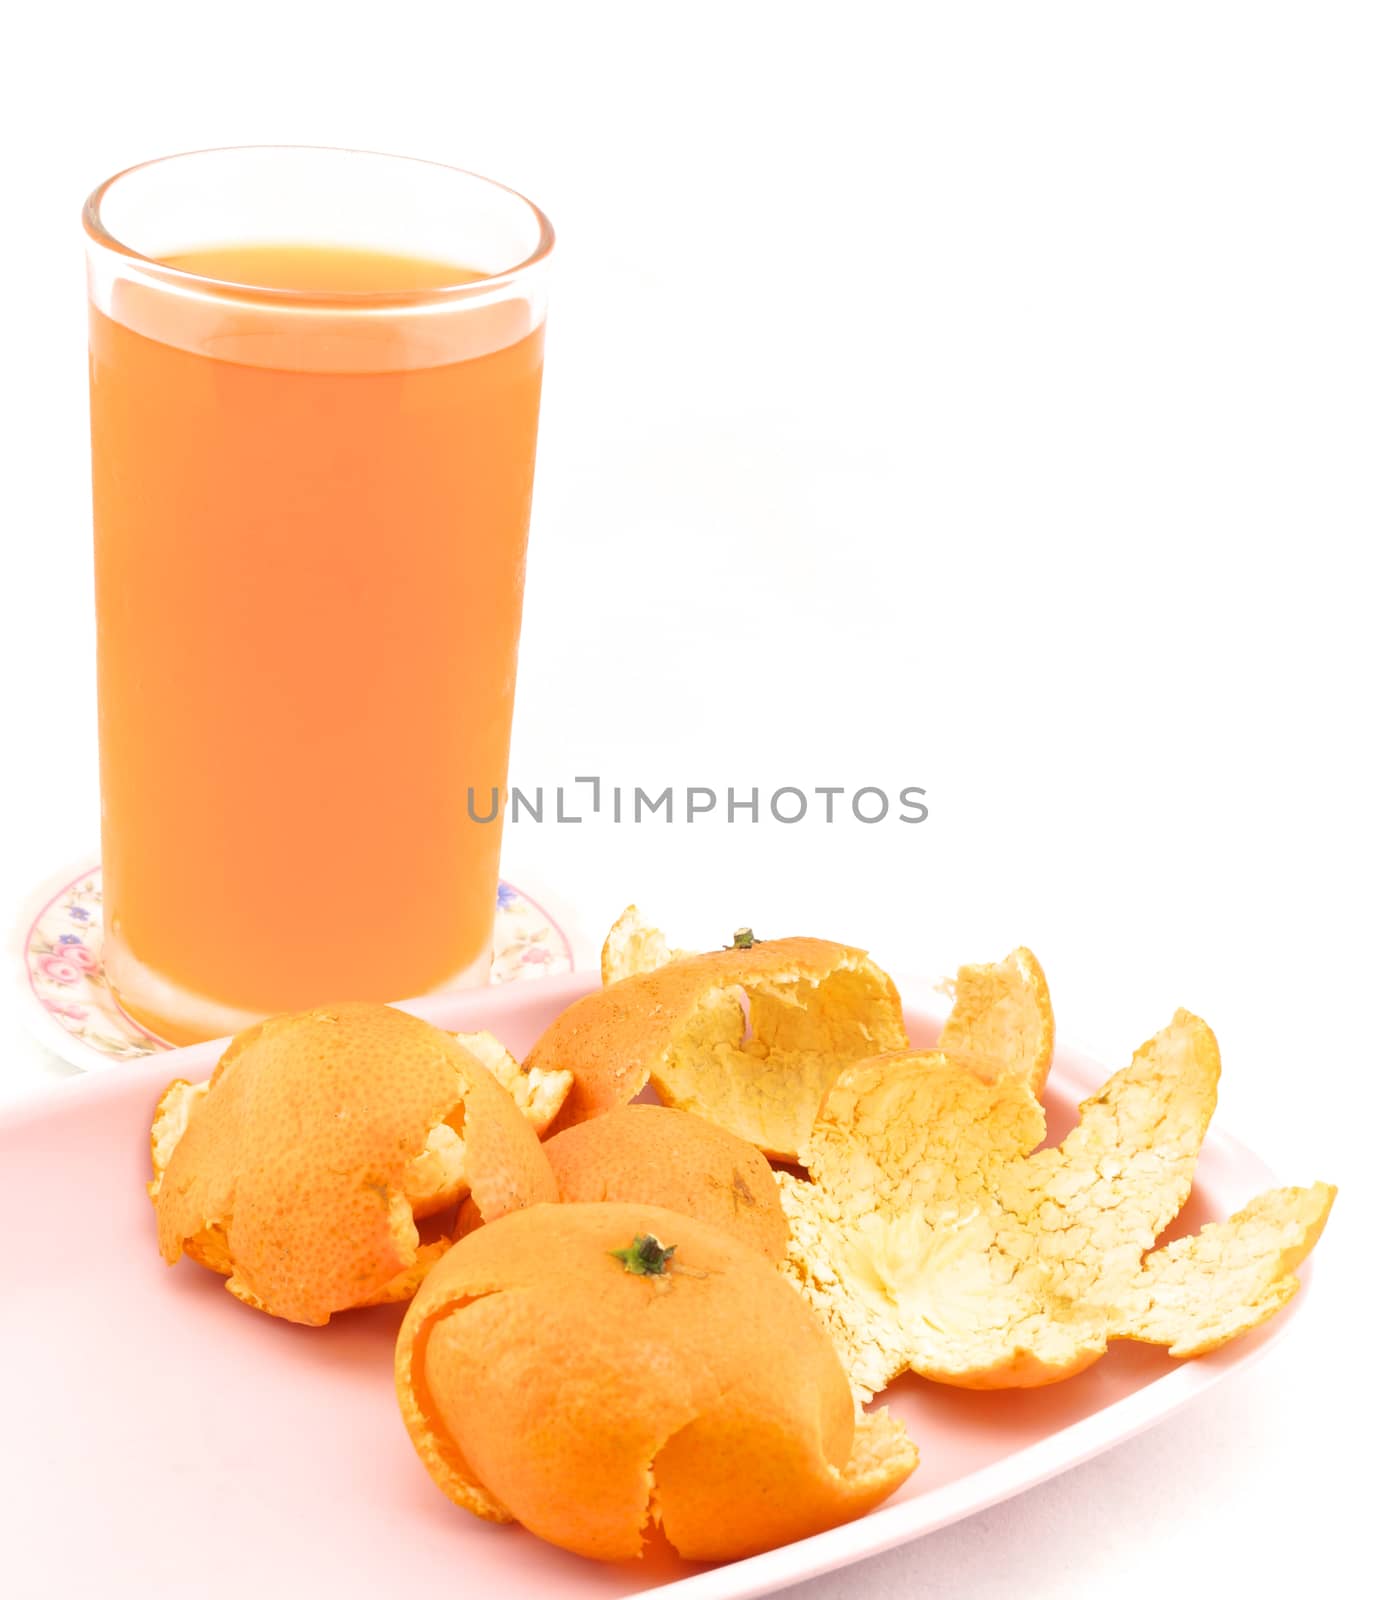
top-left (611, 1234), bottom-right (676, 1275)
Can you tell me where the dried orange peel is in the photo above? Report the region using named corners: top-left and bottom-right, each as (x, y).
top-left (531, 909), bottom-right (908, 1160)
top-left (937, 946), bottom-right (1054, 1095)
top-left (542, 1104), bottom-right (790, 1261)
top-left (149, 1002), bottom-right (557, 1324)
top-left (395, 1201), bottom-right (917, 1562)
top-left (779, 1009), bottom-right (1335, 1399)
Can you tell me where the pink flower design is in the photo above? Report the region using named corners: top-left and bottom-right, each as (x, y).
top-left (521, 946), bottom-right (550, 965)
top-left (37, 953), bottom-right (83, 986)
top-left (63, 943), bottom-right (99, 973)
top-left (45, 999), bottom-right (88, 1021)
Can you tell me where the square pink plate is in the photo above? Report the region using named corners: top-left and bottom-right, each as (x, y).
top-left (0, 974), bottom-right (1314, 1598)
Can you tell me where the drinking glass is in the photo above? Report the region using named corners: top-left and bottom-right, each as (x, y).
top-left (84, 147), bottom-right (552, 1043)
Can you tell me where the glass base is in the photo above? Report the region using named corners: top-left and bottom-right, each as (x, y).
top-left (104, 930), bottom-right (494, 1047)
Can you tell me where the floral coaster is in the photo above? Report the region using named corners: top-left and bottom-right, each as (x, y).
top-left (22, 864), bottom-right (575, 1069)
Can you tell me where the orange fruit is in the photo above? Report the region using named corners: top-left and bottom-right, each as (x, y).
top-left (539, 1105), bottom-right (789, 1261)
top-left (395, 1201), bottom-right (917, 1562)
top-left (149, 1002), bottom-right (557, 1324)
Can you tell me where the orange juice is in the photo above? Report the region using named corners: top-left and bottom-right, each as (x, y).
top-left (89, 243), bottom-right (544, 1042)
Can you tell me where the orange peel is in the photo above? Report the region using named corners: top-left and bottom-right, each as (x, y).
top-left (149, 1002), bottom-right (558, 1324)
top-left (778, 1010), bottom-right (1335, 1398)
top-left (542, 1104), bottom-right (790, 1261)
top-left (395, 1200), bottom-right (917, 1562)
top-left (937, 946), bottom-right (1054, 1095)
top-left (530, 910), bottom-right (907, 1160)
top-left (600, 903), bottom-right (696, 985)
top-left (452, 1029), bottom-right (571, 1136)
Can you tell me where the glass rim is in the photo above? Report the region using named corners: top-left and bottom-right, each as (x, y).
top-left (82, 144), bottom-right (555, 310)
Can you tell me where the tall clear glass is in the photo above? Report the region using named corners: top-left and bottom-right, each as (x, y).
top-left (83, 147), bottom-right (552, 1043)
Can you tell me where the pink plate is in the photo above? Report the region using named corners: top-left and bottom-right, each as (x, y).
top-left (0, 975), bottom-right (1315, 1599)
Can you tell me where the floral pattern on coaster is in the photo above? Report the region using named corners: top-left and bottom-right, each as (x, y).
top-left (25, 866), bottom-right (574, 1065)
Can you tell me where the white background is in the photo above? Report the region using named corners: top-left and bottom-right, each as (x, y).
top-left (0, 2), bottom-right (1381, 1594)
